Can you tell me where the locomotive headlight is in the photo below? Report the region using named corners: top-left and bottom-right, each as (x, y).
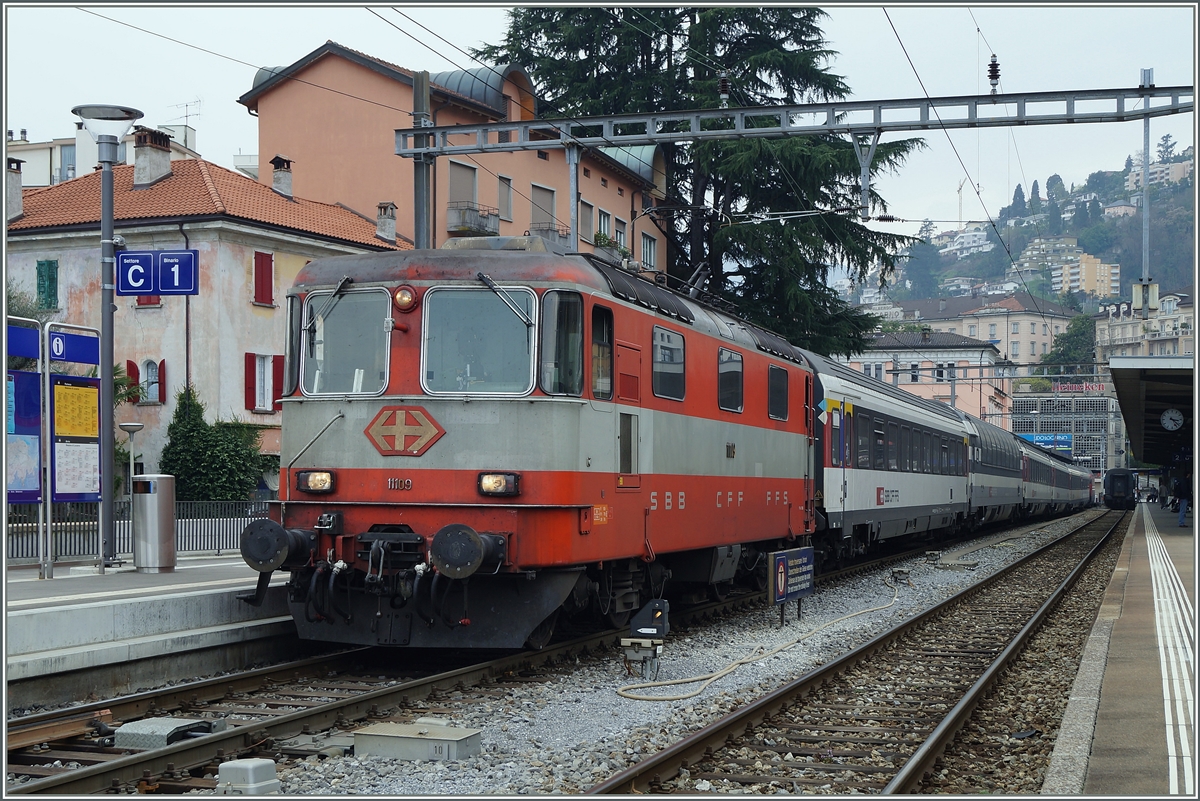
top-left (296, 470), bottom-right (335, 493)
top-left (393, 285), bottom-right (419, 312)
top-left (478, 472), bottom-right (520, 496)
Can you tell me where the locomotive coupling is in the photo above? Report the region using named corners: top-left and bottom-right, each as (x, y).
top-left (429, 524), bottom-right (506, 579)
top-left (240, 519), bottom-right (318, 573)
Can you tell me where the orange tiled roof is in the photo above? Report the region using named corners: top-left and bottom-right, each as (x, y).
top-left (11, 159), bottom-right (409, 250)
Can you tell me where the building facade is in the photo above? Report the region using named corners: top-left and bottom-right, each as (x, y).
top-left (1050, 253), bottom-right (1120, 297)
top-left (1010, 384), bottom-right (1124, 473)
top-left (7, 133), bottom-right (404, 480)
top-left (840, 331), bottom-right (1011, 425)
top-left (6, 124), bottom-right (200, 188)
top-left (238, 41), bottom-right (667, 269)
top-left (1095, 293), bottom-right (1194, 362)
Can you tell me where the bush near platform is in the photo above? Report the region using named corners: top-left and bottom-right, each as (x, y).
top-left (159, 386), bottom-right (268, 502)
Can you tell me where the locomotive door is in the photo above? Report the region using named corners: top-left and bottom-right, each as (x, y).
top-left (615, 343), bottom-right (641, 489)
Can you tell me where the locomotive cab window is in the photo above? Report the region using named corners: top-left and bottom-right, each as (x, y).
top-left (652, 326), bottom-right (685, 400)
top-left (591, 305), bottom-right (614, 400)
top-left (768, 365), bottom-right (788, 421)
top-left (539, 291), bottom-right (583, 396)
top-left (717, 348), bottom-right (743, 412)
top-left (301, 288), bottom-right (390, 396)
top-left (422, 286), bottom-right (536, 395)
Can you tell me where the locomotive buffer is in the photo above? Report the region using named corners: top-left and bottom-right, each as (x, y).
top-left (621, 600), bottom-right (669, 680)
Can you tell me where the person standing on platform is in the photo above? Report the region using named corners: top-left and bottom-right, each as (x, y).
top-left (1179, 472), bottom-right (1192, 527)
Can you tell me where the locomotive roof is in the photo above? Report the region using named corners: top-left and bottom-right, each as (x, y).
top-left (293, 241), bottom-right (811, 366)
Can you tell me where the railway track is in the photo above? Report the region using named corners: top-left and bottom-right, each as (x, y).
top-left (588, 509), bottom-right (1126, 795)
top-left (4, 518), bottom-right (1069, 794)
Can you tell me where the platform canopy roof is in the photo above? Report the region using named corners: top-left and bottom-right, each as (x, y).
top-left (1107, 356), bottom-right (1195, 468)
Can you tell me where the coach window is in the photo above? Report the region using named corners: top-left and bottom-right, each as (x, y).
top-left (540, 291), bottom-right (583, 395)
top-left (856, 414), bottom-right (871, 468)
top-left (901, 426), bottom-right (911, 471)
top-left (923, 431), bottom-right (932, 472)
top-left (652, 326), bottom-right (686, 400)
top-left (302, 288), bottom-right (390, 395)
top-left (591, 306), bottom-right (614, 400)
top-left (873, 420), bottom-right (885, 470)
top-left (717, 348), bottom-right (743, 412)
top-left (830, 409), bottom-right (842, 467)
top-left (948, 437), bottom-right (957, 474)
top-left (940, 437), bottom-right (949, 474)
top-left (768, 365), bottom-right (788, 420)
top-left (887, 422), bottom-right (899, 470)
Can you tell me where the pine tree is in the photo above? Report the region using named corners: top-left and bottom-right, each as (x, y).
top-left (474, 7), bottom-right (922, 356)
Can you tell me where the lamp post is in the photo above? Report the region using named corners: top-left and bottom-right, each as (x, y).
top-left (72, 104), bottom-right (143, 570)
top-left (118, 422), bottom-right (143, 549)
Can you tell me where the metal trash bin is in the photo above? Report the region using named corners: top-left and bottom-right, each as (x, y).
top-left (132, 474), bottom-right (176, 573)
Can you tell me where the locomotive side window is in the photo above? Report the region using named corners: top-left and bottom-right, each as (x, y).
top-left (652, 326), bottom-right (686, 401)
top-left (830, 409), bottom-right (841, 467)
top-left (283, 294), bottom-right (300, 397)
top-left (301, 288), bottom-right (390, 396)
top-left (619, 412), bottom-right (638, 475)
top-left (717, 348), bottom-right (743, 412)
top-left (591, 306), bottom-right (614, 399)
top-left (539, 291), bottom-right (583, 396)
top-left (767, 365), bottom-right (788, 421)
top-left (856, 414), bottom-right (871, 469)
top-left (422, 287), bottom-right (536, 395)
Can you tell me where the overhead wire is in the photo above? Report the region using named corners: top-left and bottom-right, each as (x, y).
top-left (881, 8), bottom-right (1058, 337)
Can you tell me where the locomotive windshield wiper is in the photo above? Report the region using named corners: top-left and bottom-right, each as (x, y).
top-left (304, 276), bottom-right (350, 354)
top-left (477, 272), bottom-right (534, 328)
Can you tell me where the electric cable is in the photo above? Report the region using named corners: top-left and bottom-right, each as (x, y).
top-left (616, 576), bottom-right (906, 701)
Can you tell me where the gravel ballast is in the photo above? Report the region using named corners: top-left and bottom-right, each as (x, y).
top-left (254, 512), bottom-right (1109, 795)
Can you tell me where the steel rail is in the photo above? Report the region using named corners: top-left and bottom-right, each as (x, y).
top-left (587, 510), bottom-right (1124, 794)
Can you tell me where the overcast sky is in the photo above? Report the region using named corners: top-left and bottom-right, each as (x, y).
top-left (4, 4), bottom-right (1195, 241)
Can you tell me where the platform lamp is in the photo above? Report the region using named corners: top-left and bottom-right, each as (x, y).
top-left (118, 421), bottom-right (144, 545)
top-left (73, 104), bottom-right (143, 570)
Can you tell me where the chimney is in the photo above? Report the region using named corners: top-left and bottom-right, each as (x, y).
top-left (376, 201), bottom-right (397, 243)
top-left (6, 130), bottom-right (12, 141)
top-left (938, 298), bottom-right (947, 312)
top-left (133, 126), bottom-right (174, 188)
top-left (270, 155), bottom-right (293, 199)
top-left (7, 157), bottom-right (24, 222)
top-left (20, 128), bottom-right (27, 141)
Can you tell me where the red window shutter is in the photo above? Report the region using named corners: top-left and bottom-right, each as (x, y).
top-left (253, 252), bottom-right (273, 305)
top-left (272, 355), bottom-right (285, 410)
top-left (125, 360), bottom-right (141, 403)
top-left (245, 353), bottom-right (257, 410)
top-left (158, 360), bottom-right (167, 404)
top-left (137, 294), bottom-right (161, 306)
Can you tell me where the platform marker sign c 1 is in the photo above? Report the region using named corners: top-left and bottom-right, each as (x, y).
top-left (769, 546), bottom-right (814, 626)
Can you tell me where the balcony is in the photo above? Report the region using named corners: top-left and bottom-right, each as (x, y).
top-left (446, 201), bottom-right (500, 236)
top-left (529, 222), bottom-right (572, 248)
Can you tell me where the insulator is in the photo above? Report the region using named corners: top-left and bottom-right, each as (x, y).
top-left (987, 55), bottom-right (1000, 94)
top-left (718, 72), bottom-right (731, 108)
top-left (874, 214), bottom-right (899, 223)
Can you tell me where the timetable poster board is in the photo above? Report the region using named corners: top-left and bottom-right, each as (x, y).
top-left (6, 370), bottom-right (42, 504)
top-left (49, 375), bottom-right (101, 502)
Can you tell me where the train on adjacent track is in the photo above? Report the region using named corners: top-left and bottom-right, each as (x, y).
top-left (239, 236), bottom-right (1093, 650)
top-left (1101, 467), bottom-right (1138, 510)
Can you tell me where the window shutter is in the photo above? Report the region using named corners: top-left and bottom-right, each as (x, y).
top-left (157, 360), bottom-right (167, 404)
top-left (272, 355), bottom-right (285, 410)
top-left (253, 252), bottom-right (273, 305)
top-left (244, 353), bottom-right (257, 410)
top-left (126, 360), bottom-right (141, 402)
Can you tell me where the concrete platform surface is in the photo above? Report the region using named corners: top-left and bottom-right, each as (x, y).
top-left (1042, 502), bottom-right (1195, 795)
top-left (5, 555), bottom-right (293, 689)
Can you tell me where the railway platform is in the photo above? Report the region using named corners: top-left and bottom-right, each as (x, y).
top-left (4, 554), bottom-right (308, 712)
top-left (1043, 501), bottom-right (1195, 796)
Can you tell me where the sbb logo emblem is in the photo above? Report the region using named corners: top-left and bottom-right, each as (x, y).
top-left (364, 406), bottom-right (446, 456)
